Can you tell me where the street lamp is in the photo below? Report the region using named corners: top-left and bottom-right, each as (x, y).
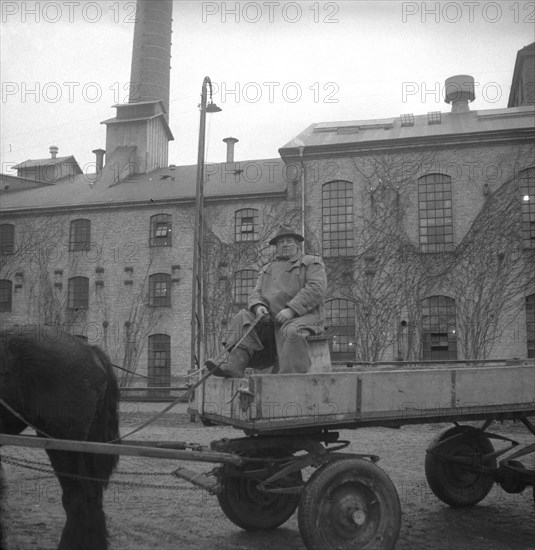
top-left (190, 77), bottom-right (221, 372)
top-left (298, 144), bottom-right (305, 249)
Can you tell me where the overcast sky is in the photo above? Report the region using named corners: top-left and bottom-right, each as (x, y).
top-left (1, 1), bottom-right (534, 174)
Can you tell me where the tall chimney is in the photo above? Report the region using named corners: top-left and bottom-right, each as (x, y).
top-left (223, 137), bottom-right (239, 163)
top-left (92, 148), bottom-right (105, 174)
top-left (129, 0), bottom-right (173, 118)
top-left (101, 0), bottom-right (174, 178)
top-left (50, 145), bottom-right (59, 159)
top-left (445, 75), bottom-right (475, 113)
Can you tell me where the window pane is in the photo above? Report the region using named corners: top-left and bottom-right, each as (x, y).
top-left (418, 175), bottom-right (453, 253)
top-left (148, 334), bottom-right (171, 389)
top-left (0, 280), bottom-right (12, 312)
top-left (150, 214), bottom-right (172, 247)
top-left (68, 277), bottom-right (89, 309)
top-left (69, 219), bottom-right (90, 252)
top-left (326, 299), bottom-right (356, 359)
top-left (527, 294), bottom-right (535, 358)
top-left (0, 224), bottom-right (15, 255)
top-left (421, 296), bottom-right (457, 360)
top-left (149, 273), bottom-right (171, 306)
top-left (519, 168), bottom-right (535, 249)
top-left (322, 181), bottom-right (354, 257)
top-left (235, 209), bottom-right (259, 242)
top-left (234, 270), bottom-right (258, 304)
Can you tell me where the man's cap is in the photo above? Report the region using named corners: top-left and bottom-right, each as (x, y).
top-left (269, 224), bottom-right (304, 245)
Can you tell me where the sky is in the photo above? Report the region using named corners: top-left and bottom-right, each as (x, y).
top-left (1, 0), bottom-right (534, 175)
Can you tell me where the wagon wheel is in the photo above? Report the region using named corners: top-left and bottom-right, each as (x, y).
top-left (425, 425), bottom-right (496, 507)
top-left (217, 449), bottom-right (302, 531)
top-left (298, 458), bottom-right (401, 550)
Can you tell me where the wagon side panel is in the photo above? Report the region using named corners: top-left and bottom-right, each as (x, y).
top-left (455, 365), bottom-right (535, 409)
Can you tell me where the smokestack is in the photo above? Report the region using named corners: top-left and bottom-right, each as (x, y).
top-left (129, 0), bottom-right (173, 118)
top-left (445, 75), bottom-right (475, 113)
top-left (49, 145), bottom-right (59, 159)
top-left (101, 0), bottom-right (174, 177)
top-left (92, 148), bottom-right (105, 174)
top-left (223, 137), bottom-right (239, 163)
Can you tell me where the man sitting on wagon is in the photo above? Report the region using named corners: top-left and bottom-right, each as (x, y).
top-left (206, 224), bottom-right (328, 377)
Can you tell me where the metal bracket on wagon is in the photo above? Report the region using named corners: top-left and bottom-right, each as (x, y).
top-left (226, 380), bottom-right (255, 413)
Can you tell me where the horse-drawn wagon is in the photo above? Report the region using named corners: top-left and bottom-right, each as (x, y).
top-left (189, 358), bottom-right (535, 549)
top-left (1, 326), bottom-right (534, 550)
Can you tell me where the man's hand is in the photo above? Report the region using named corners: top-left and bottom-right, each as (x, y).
top-left (255, 305), bottom-right (269, 317)
top-left (276, 307), bottom-right (296, 323)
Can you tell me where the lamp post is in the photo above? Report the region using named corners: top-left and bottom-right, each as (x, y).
top-left (190, 76), bottom-right (221, 372)
top-left (298, 144), bottom-right (306, 252)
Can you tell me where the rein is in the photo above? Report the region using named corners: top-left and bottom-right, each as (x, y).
top-left (112, 362), bottom-right (206, 381)
top-left (0, 314), bottom-right (266, 445)
top-left (114, 313), bottom-right (266, 442)
top-left (110, 365), bottom-right (217, 442)
top-left (112, 363), bottom-right (153, 380)
top-left (0, 397), bottom-right (54, 439)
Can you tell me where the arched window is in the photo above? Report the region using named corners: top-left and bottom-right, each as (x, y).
top-left (519, 168), bottom-right (535, 248)
top-left (234, 269), bottom-right (258, 305)
top-left (418, 174), bottom-right (453, 252)
top-left (68, 277), bottom-right (89, 309)
top-left (322, 181), bottom-right (354, 257)
top-left (421, 295), bottom-right (457, 360)
top-left (148, 334), bottom-right (171, 390)
top-left (150, 214), bottom-right (172, 247)
top-left (235, 208), bottom-right (259, 242)
top-left (0, 280), bottom-right (13, 312)
top-left (526, 294), bottom-right (535, 358)
top-left (69, 219), bottom-right (91, 251)
top-left (0, 224), bottom-right (15, 255)
top-left (326, 298), bottom-right (356, 360)
top-left (149, 273), bottom-right (171, 307)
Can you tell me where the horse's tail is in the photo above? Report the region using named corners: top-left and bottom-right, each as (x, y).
top-left (86, 345), bottom-right (121, 487)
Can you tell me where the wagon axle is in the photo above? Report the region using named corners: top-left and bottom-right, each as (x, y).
top-left (425, 419), bottom-right (535, 508)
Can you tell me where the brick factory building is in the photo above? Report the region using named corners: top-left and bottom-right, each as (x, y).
top-left (1, 0), bottom-right (534, 392)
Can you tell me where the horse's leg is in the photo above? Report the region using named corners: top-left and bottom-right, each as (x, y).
top-left (0, 454), bottom-right (6, 550)
top-left (0, 413), bottom-right (27, 550)
top-left (46, 450), bottom-right (108, 550)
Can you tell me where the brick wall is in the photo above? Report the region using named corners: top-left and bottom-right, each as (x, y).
top-left (1, 141), bottom-right (534, 374)
top-left (301, 142), bottom-right (535, 361)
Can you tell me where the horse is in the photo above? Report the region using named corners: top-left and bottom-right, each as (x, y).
top-left (0, 326), bottom-right (120, 550)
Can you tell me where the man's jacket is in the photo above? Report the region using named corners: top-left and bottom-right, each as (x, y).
top-left (248, 253), bottom-right (327, 331)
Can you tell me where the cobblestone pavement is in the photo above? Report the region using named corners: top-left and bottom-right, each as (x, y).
top-left (2, 402), bottom-right (534, 550)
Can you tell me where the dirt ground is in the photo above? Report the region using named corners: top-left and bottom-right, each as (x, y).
top-left (1, 401), bottom-right (534, 550)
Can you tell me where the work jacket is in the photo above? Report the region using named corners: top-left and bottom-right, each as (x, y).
top-left (248, 253), bottom-right (327, 332)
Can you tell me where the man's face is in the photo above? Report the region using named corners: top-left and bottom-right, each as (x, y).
top-left (275, 237), bottom-right (300, 259)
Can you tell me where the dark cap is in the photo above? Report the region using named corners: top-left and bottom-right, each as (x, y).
top-left (268, 224), bottom-right (304, 245)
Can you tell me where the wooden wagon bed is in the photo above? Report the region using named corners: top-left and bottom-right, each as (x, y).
top-left (195, 362), bottom-right (535, 433)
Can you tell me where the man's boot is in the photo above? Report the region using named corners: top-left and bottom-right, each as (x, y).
top-left (205, 347), bottom-right (250, 378)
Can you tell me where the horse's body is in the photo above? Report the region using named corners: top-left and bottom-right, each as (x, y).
top-left (0, 326), bottom-right (120, 550)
